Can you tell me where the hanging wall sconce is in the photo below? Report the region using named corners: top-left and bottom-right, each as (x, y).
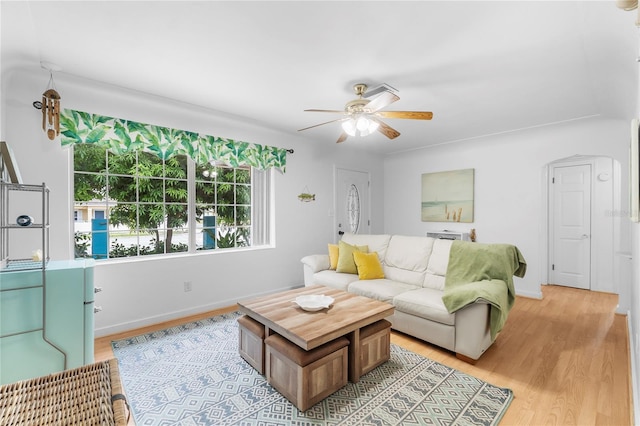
top-left (40, 62), bottom-right (62, 140)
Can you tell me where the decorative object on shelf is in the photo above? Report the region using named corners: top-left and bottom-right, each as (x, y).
top-left (31, 249), bottom-right (43, 261)
top-left (470, 228), bottom-right (477, 242)
top-left (426, 231), bottom-right (471, 241)
top-left (16, 215), bottom-right (33, 227)
top-left (40, 62), bottom-right (62, 141)
top-left (421, 168), bottom-right (474, 223)
top-left (297, 186), bottom-right (315, 202)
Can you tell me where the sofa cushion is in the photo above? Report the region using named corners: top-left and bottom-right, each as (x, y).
top-left (393, 287), bottom-right (455, 326)
top-left (312, 270), bottom-right (359, 291)
top-left (348, 279), bottom-right (420, 304)
top-left (328, 244), bottom-right (339, 270)
top-left (383, 236), bottom-right (435, 286)
top-left (423, 239), bottom-right (454, 290)
top-left (341, 233), bottom-right (391, 260)
top-left (353, 252), bottom-right (385, 280)
top-left (336, 241), bottom-right (369, 274)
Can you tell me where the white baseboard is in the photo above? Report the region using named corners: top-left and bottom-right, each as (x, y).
top-left (94, 284), bottom-right (302, 338)
top-left (515, 289), bottom-right (543, 299)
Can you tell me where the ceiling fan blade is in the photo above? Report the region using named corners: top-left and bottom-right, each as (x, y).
top-left (375, 119), bottom-right (401, 139)
top-left (377, 111), bottom-right (433, 120)
top-left (298, 118), bottom-right (345, 132)
top-left (336, 132), bottom-right (348, 143)
top-left (304, 109), bottom-right (345, 113)
top-left (365, 91), bottom-right (400, 113)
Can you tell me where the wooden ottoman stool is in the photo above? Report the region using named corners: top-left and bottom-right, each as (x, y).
top-left (265, 333), bottom-right (349, 411)
top-left (359, 319), bottom-right (391, 376)
top-left (237, 315), bottom-right (265, 374)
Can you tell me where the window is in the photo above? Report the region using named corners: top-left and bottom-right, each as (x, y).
top-left (195, 161), bottom-right (252, 249)
top-left (61, 108), bottom-right (285, 260)
top-left (73, 144), bottom-right (266, 259)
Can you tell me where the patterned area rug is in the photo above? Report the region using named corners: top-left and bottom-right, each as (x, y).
top-left (112, 311), bottom-right (513, 425)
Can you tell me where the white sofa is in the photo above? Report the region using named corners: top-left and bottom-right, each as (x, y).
top-left (300, 233), bottom-right (522, 363)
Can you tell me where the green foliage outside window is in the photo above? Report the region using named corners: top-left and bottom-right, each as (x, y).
top-left (74, 143), bottom-right (251, 259)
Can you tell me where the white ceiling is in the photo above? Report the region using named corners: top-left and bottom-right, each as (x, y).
top-left (2, 1), bottom-right (639, 154)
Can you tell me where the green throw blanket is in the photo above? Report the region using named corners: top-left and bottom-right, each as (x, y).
top-left (442, 240), bottom-right (526, 340)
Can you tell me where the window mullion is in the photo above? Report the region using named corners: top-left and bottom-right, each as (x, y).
top-left (187, 157), bottom-right (196, 253)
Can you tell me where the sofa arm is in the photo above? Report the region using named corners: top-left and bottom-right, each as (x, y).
top-left (301, 255), bottom-right (330, 286)
top-left (301, 254), bottom-right (330, 273)
top-left (454, 301), bottom-right (495, 362)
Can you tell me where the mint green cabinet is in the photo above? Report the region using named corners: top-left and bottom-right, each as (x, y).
top-left (0, 259), bottom-right (95, 385)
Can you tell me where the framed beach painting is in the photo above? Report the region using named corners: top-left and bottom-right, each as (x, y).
top-left (421, 168), bottom-right (474, 223)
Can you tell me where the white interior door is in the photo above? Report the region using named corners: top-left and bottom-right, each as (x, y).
top-left (335, 168), bottom-right (370, 239)
top-left (549, 164), bottom-right (591, 290)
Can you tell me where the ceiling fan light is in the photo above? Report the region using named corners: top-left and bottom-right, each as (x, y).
top-left (341, 114), bottom-right (380, 138)
top-left (355, 115), bottom-right (370, 132)
top-left (358, 116), bottom-right (380, 137)
top-left (359, 127), bottom-right (372, 137)
top-left (342, 119), bottom-right (357, 136)
top-left (368, 120), bottom-right (379, 134)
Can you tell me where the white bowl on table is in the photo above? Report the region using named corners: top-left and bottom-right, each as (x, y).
top-left (294, 294), bottom-right (334, 311)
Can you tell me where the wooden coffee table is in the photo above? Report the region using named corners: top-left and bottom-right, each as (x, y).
top-left (237, 284), bottom-right (394, 383)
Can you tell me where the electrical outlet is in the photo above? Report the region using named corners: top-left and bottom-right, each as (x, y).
top-left (184, 281), bottom-right (192, 292)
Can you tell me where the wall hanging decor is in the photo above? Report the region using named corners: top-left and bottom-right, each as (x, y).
top-left (40, 62), bottom-right (62, 141)
top-left (421, 168), bottom-right (474, 223)
top-left (298, 186), bottom-right (315, 202)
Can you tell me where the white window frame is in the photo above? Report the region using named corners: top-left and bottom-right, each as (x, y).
top-left (72, 147), bottom-right (272, 260)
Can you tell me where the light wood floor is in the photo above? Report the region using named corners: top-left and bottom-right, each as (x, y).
top-left (95, 284), bottom-right (632, 425)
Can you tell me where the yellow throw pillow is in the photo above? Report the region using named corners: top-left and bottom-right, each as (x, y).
top-left (328, 244), bottom-right (339, 270)
top-left (336, 240), bottom-right (368, 274)
top-left (353, 251), bottom-right (385, 280)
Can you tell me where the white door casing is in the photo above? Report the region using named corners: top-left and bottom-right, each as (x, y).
top-left (549, 163), bottom-right (591, 290)
top-left (335, 168), bottom-right (370, 239)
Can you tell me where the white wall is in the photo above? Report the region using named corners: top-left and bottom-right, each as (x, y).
top-left (2, 66), bottom-right (634, 346)
top-left (384, 118), bottom-right (630, 301)
top-left (1, 67), bottom-right (385, 336)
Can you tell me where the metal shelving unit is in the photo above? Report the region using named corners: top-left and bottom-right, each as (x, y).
top-left (0, 181), bottom-right (67, 370)
top-left (1, 182), bottom-right (50, 270)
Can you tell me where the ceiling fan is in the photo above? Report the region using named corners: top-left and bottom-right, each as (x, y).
top-left (298, 83), bottom-right (433, 143)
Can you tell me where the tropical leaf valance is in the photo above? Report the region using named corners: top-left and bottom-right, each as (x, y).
top-left (59, 109), bottom-right (287, 172)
